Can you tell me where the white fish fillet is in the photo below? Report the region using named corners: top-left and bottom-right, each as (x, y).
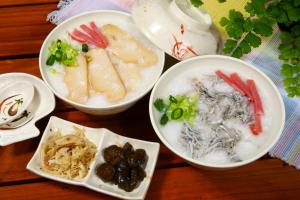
top-left (64, 54), bottom-right (89, 104)
top-left (87, 48), bottom-right (126, 102)
top-left (109, 54), bottom-right (142, 92)
top-left (101, 24), bottom-right (158, 67)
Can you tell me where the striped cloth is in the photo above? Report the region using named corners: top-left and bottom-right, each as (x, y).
top-left (47, 0), bottom-right (300, 169)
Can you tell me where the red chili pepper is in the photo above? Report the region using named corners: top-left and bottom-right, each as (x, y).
top-left (68, 32), bottom-right (87, 43)
top-left (80, 24), bottom-right (106, 48)
top-left (249, 114), bottom-right (262, 135)
top-left (72, 29), bottom-right (96, 45)
top-left (230, 73), bottom-right (252, 99)
top-left (215, 70), bottom-right (246, 95)
top-left (247, 79), bottom-right (264, 114)
top-left (90, 22), bottom-right (108, 48)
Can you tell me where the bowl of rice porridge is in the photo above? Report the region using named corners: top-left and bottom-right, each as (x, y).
top-left (39, 10), bottom-right (165, 115)
top-left (149, 55), bottom-right (285, 169)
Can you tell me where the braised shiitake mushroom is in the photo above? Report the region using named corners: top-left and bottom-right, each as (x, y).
top-left (95, 142), bottom-right (148, 192)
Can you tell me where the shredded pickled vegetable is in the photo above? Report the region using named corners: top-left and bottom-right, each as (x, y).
top-left (40, 127), bottom-right (96, 180)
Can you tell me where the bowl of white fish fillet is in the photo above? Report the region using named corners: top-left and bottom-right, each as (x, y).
top-left (149, 55), bottom-right (285, 169)
top-left (39, 10), bottom-right (165, 115)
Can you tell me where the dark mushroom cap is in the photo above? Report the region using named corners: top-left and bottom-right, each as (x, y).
top-left (103, 145), bottom-right (122, 165)
top-left (95, 163), bottom-right (115, 182)
top-left (97, 143), bottom-right (148, 192)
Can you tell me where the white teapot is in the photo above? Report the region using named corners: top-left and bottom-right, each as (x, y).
top-left (132, 0), bottom-right (220, 60)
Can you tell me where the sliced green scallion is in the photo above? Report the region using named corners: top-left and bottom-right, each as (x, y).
top-left (160, 114), bottom-right (169, 125)
top-left (171, 108), bottom-right (183, 120)
top-left (46, 55), bottom-right (56, 66)
top-left (82, 44), bottom-right (89, 53)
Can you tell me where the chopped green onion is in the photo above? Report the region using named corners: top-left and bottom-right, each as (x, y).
top-left (57, 39), bottom-right (62, 49)
top-left (47, 39), bottom-right (79, 67)
top-left (171, 108), bottom-right (183, 120)
top-left (154, 94), bottom-right (198, 125)
top-left (82, 44), bottom-right (89, 52)
top-left (160, 114), bottom-right (169, 125)
top-left (169, 95), bottom-right (177, 103)
top-left (55, 50), bottom-right (63, 62)
top-left (46, 55), bottom-right (56, 66)
top-left (48, 68), bottom-right (59, 74)
top-left (154, 98), bottom-right (166, 112)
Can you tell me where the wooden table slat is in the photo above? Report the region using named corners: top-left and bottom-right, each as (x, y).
top-left (1, 160), bottom-right (300, 200)
top-left (0, 0), bottom-right (58, 7)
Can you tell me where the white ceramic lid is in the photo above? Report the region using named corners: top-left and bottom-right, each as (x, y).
top-left (132, 0), bottom-right (220, 60)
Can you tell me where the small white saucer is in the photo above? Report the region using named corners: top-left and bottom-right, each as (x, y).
top-left (0, 73), bottom-right (56, 146)
top-left (0, 81), bottom-right (35, 127)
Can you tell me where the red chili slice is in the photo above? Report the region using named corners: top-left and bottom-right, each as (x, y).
top-left (249, 114), bottom-right (262, 135)
top-left (230, 73), bottom-right (252, 99)
top-left (68, 32), bottom-right (87, 43)
top-left (72, 29), bottom-right (96, 46)
top-left (90, 22), bottom-right (108, 48)
top-left (80, 24), bottom-right (106, 48)
top-left (247, 79), bottom-right (264, 114)
top-left (215, 70), bottom-right (246, 95)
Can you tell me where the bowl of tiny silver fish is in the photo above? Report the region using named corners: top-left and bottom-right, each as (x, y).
top-left (149, 55), bottom-right (285, 169)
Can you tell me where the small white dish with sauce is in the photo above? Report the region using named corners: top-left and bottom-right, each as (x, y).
top-left (27, 116), bottom-right (160, 200)
top-left (0, 73), bottom-right (55, 146)
top-left (0, 81), bottom-right (34, 126)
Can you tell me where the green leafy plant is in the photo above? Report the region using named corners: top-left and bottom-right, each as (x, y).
top-left (191, 0), bottom-right (300, 97)
top-left (190, 0), bottom-right (226, 7)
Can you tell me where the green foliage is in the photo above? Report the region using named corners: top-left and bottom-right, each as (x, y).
top-left (190, 0), bottom-right (203, 7)
top-left (192, 0), bottom-right (300, 97)
top-left (190, 0), bottom-right (226, 8)
top-left (219, 0), bottom-right (275, 58)
top-left (279, 28), bottom-right (300, 97)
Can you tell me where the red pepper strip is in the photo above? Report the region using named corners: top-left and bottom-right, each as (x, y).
top-left (247, 79), bottom-right (264, 114)
top-left (230, 73), bottom-right (252, 99)
top-left (68, 32), bottom-right (87, 43)
top-left (90, 22), bottom-right (108, 48)
top-left (249, 114), bottom-right (262, 135)
top-left (215, 70), bottom-right (246, 95)
top-left (80, 24), bottom-right (106, 48)
top-left (72, 29), bottom-right (96, 46)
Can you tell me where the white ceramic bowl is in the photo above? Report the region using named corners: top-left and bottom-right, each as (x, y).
top-left (132, 0), bottom-right (220, 60)
top-left (27, 116), bottom-right (160, 200)
top-left (149, 55), bottom-right (285, 169)
top-left (39, 10), bottom-right (165, 115)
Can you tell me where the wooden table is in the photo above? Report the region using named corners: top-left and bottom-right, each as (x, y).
top-left (1, 1), bottom-right (300, 199)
